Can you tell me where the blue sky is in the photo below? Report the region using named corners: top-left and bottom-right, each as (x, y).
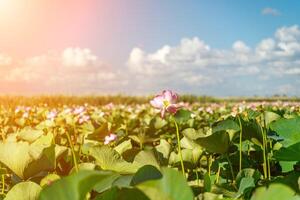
top-left (0, 0), bottom-right (300, 96)
top-left (87, 0), bottom-right (300, 62)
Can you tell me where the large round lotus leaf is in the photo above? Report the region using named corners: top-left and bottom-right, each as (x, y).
top-left (264, 111), bottom-right (281, 127)
top-left (25, 134), bottom-right (56, 179)
top-left (251, 184), bottom-right (300, 200)
top-left (155, 139), bottom-right (171, 159)
top-left (153, 117), bottom-right (167, 129)
top-left (236, 168), bottom-right (261, 187)
top-left (194, 131), bottom-right (230, 154)
top-left (180, 135), bottom-right (201, 150)
top-left (137, 167), bottom-right (194, 200)
top-left (54, 145), bottom-right (68, 160)
top-left (212, 119), bottom-right (240, 134)
top-left (270, 117), bottom-right (300, 147)
top-left (89, 146), bottom-right (138, 174)
top-left (39, 170), bottom-right (118, 200)
top-left (89, 146), bottom-right (159, 174)
top-left (174, 109), bottom-right (192, 124)
top-left (5, 181), bottom-right (42, 200)
top-left (0, 134), bottom-right (56, 180)
top-left (169, 148), bottom-right (202, 165)
top-left (130, 165), bottom-right (162, 186)
top-left (95, 187), bottom-right (150, 200)
top-left (112, 175), bottom-right (133, 188)
top-left (93, 172), bottom-right (120, 193)
top-left (241, 120), bottom-right (263, 146)
top-left (237, 177), bottom-right (255, 197)
top-left (35, 120), bottom-right (55, 130)
top-left (40, 174), bottom-right (60, 188)
top-left (86, 122), bottom-right (110, 141)
top-left (273, 172), bottom-right (300, 193)
top-left (114, 139), bottom-right (132, 155)
top-left (133, 150), bottom-right (160, 170)
top-left (17, 128), bottom-right (43, 143)
top-left (274, 142), bottom-right (300, 161)
top-left (0, 141), bottom-right (32, 179)
top-left (279, 161), bottom-right (297, 173)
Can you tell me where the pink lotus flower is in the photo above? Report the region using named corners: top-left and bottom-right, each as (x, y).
top-left (15, 106), bottom-right (21, 113)
top-left (78, 115), bottom-right (90, 124)
top-left (73, 106), bottom-right (85, 115)
top-left (104, 133), bottom-right (117, 145)
top-left (63, 108), bottom-right (72, 114)
top-left (205, 107), bottom-right (214, 114)
top-left (47, 111), bottom-right (57, 121)
top-left (150, 90), bottom-right (179, 118)
top-left (104, 103), bottom-right (114, 109)
top-left (22, 112), bottom-right (29, 118)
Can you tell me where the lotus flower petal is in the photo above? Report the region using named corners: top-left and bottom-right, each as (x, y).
top-left (150, 95), bottom-right (164, 108)
top-left (166, 104), bottom-right (178, 114)
top-left (162, 90), bottom-right (178, 103)
top-left (150, 90), bottom-right (179, 118)
top-left (160, 108), bottom-right (166, 118)
top-left (104, 133), bottom-right (117, 145)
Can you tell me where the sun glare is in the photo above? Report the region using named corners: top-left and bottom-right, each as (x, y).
top-left (0, 0), bottom-right (32, 18)
top-left (0, 0), bottom-right (24, 25)
top-left (0, 0), bottom-right (15, 12)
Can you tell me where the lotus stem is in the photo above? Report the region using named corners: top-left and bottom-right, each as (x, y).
top-left (65, 131), bottom-right (79, 172)
top-left (259, 118), bottom-right (268, 179)
top-left (247, 141), bottom-right (251, 156)
top-left (195, 169), bottom-right (200, 186)
top-left (267, 152), bottom-right (271, 179)
top-left (262, 113), bottom-right (271, 180)
top-left (78, 134), bottom-right (85, 160)
top-left (216, 165), bottom-right (221, 184)
top-left (226, 154), bottom-right (235, 183)
top-left (173, 119), bottom-right (185, 176)
top-left (208, 154), bottom-right (212, 177)
top-left (1, 174), bottom-right (4, 194)
top-left (238, 116), bottom-right (243, 172)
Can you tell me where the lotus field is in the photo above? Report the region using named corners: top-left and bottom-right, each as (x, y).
top-left (1, 91), bottom-right (300, 200)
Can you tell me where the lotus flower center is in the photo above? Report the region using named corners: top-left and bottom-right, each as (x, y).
top-left (163, 100), bottom-right (170, 107)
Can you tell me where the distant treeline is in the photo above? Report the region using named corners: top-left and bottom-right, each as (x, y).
top-left (0, 95), bottom-right (299, 107)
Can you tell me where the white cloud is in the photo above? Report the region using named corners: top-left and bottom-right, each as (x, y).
top-left (275, 25), bottom-right (300, 42)
top-left (127, 25), bottom-right (300, 95)
top-left (285, 68), bottom-right (300, 75)
top-left (62, 47), bottom-right (98, 68)
top-left (262, 7), bottom-right (281, 16)
top-left (232, 41), bottom-right (250, 53)
top-left (1, 25), bottom-right (300, 96)
top-left (1, 48), bottom-right (123, 94)
top-left (0, 54), bottom-right (12, 66)
top-left (256, 38), bottom-right (276, 58)
top-left (277, 84), bottom-right (298, 95)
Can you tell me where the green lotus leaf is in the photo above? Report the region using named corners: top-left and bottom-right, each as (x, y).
top-left (251, 184), bottom-right (300, 200)
top-left (270, 117), bottom-right (300, 147)
top-left (39, 170), bottom-right (118, 200)
top-left (5, 181), bottom-right (42, 200)
top-left (137, 167), bottom-right (194, 200)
